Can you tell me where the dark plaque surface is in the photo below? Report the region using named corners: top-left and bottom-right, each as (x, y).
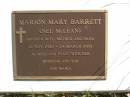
top-left (12, 10), bottom-right (107, 80)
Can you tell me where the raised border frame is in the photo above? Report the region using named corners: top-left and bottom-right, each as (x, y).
top-left (12, 10), bottom-right (107, 80)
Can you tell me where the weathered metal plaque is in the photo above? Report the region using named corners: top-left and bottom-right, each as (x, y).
top-left (12, 10), bottom-right (107, 80)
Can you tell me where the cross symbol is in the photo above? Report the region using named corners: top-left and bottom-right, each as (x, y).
top-left (16, 27), bottom-right (26, 44)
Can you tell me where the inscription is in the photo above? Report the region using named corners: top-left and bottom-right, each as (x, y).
top-left (49, 66), bottom-right (72, 71)
top-left (19, 18), bottom-right (102, 25)
top-left (13, 11), bottom-right (107, 80)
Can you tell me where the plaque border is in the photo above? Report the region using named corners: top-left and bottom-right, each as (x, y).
top-left (12, 10), bottom-right (108, 80)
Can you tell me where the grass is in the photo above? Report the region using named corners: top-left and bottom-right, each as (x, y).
top-left (0, 91), bottom-right (130, 97)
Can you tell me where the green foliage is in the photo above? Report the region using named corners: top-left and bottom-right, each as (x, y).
top-left (0, 92), bottom-right (129, 97)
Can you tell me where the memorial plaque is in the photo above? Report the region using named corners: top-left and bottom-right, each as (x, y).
top-left (12, 10), bottom-right (107, 80)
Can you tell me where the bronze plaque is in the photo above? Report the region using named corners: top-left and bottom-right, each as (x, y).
top-left (12, 10), bottom-right (107, 80)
